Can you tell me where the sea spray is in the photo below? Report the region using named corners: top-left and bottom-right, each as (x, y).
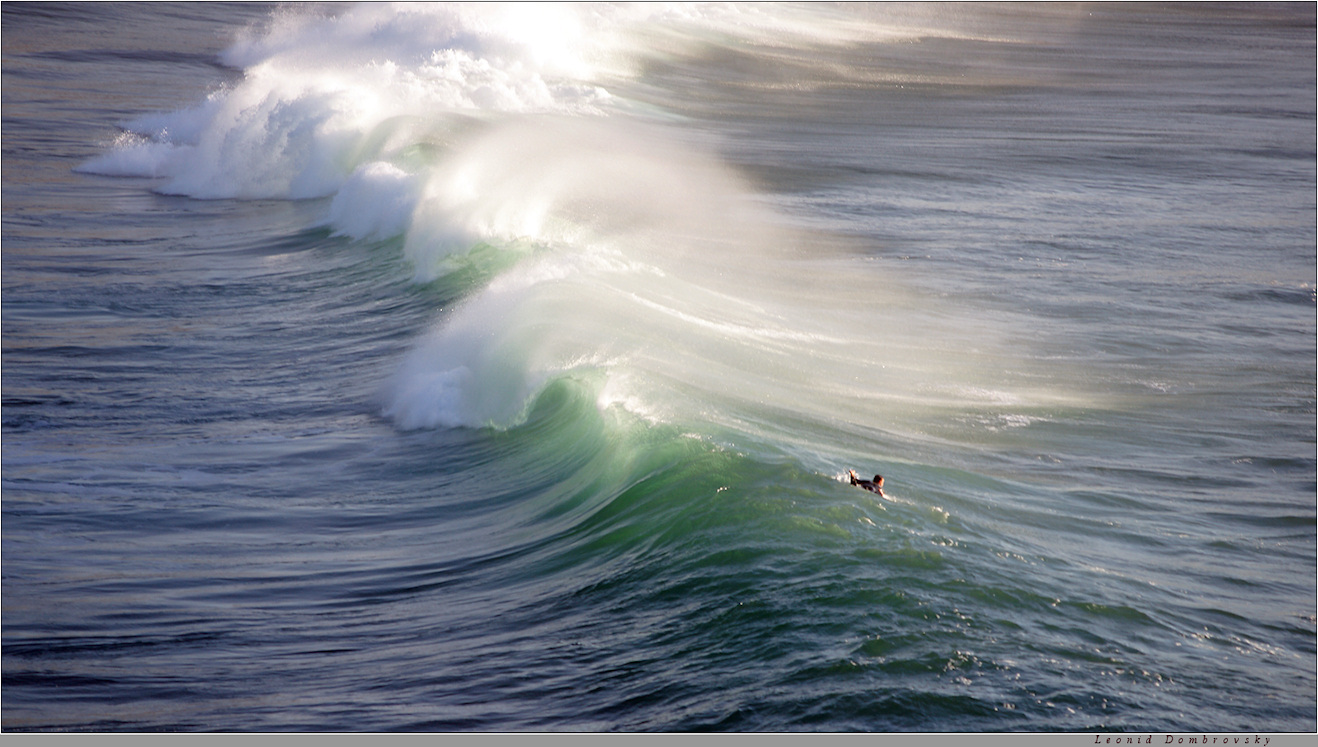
top-left (76, 3), bottom-right (619, 198)
top-left (72, 3), bottom-right (969, 200)
top-left (74, 2), bottom-right (1085, 458)
top-left (378, 113), bottom-right (799, 430)
top-left (370, 111), bottom-right (1016, 439)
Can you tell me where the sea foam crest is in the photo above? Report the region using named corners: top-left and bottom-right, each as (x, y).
top-left (78, 3), bottom-right (618, 202)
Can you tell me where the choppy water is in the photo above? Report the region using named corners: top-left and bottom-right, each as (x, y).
top-left (3, 2), bottom-right (1314, 732)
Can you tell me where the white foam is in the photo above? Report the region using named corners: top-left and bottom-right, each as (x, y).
top-left (327, 162), bottom-right (423, 241)
top-left (76, 133), bottom-right (182, 178)
top-left (82, 3), bottom-right (624, 204)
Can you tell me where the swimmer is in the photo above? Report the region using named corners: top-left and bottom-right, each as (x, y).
top-left (849, 470), bottom-right (884, 497)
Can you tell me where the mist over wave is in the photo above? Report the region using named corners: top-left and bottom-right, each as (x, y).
top-left (78, 2), bottom-right (1062, 457)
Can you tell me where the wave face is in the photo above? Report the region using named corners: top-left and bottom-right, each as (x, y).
top-left (7, 1), bottom-right (1317, 732)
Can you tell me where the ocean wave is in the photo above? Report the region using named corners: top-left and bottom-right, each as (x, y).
top-left (75, 1), bottom-right (1086, 454)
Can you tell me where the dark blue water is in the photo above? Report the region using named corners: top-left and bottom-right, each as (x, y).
top-left (3, 2), bottom-right (1314, 732)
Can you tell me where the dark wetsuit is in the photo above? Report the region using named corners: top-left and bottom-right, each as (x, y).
top-left (850, 471), bottom-right (884, 496)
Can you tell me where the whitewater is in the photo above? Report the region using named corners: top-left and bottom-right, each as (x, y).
top-left (3, 2), bottom-right (1314, 732)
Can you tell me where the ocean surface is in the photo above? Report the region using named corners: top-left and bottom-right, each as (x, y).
top-left (2, 2), bottom-right (1314, 732)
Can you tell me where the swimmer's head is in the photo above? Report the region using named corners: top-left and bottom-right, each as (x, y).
top-left (873, 475), bottom-right (883, 485)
